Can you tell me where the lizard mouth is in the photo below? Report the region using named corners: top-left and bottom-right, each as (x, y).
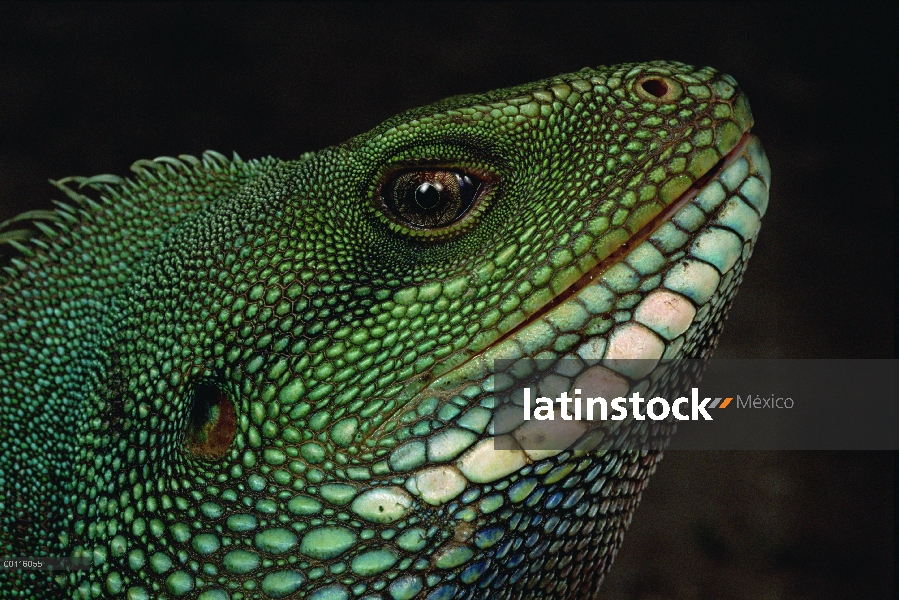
top-left (385, 128), bottom-right (769, 485)
top-left (488, 131), bottom-right (758, 350)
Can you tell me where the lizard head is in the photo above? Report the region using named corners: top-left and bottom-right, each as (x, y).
top-left (57, 62), bottom-right (769, 598)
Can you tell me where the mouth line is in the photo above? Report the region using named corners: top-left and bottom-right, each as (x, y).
top-left (488, 131), bottom-right (756, 349)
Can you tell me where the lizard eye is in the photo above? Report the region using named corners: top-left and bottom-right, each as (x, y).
top-left (383, 170), bottom-right (483, 228)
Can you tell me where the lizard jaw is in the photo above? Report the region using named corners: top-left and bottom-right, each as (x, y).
top-left (391, 132), bottom-right (770, 486)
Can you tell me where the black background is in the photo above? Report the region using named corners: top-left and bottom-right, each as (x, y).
top-left (0, 3), bottom-right (893, 598)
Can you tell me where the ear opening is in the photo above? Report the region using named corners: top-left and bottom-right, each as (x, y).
top-left (184, 380), bottom-right (237, 460)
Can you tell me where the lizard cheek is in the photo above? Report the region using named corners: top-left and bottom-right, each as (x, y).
top-left (183, 381), bottom-right (237, 460)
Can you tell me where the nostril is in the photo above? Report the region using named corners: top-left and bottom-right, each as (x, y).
top-left (184, 381), bottom-right (237, 460)
top-left (640, 78), bottom-right (668, 98)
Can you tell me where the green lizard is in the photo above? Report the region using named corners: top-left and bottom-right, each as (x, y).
top-left (0, 61), bottom-right (769, 599)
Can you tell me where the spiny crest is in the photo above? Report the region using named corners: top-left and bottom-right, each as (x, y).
top-left (0, 150), bottom-right (263, 283)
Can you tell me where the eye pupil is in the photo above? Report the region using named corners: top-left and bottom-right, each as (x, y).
top-left (415, 182), bottom-right (443, 210)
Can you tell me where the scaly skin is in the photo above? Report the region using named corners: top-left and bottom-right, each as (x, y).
top-left (0, 61), bottom-right (770, 599)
